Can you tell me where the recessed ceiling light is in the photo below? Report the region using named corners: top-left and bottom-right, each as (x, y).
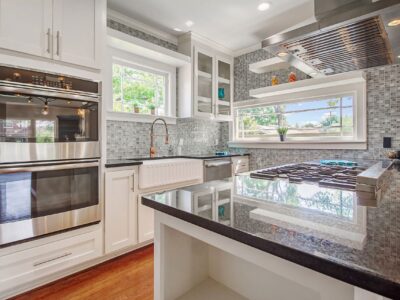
top-left (257, 2), bottom-right (270, 11)
top-left (277, 52), bottom-right (288, 57)
top-left (173, 28), bottom-right (182, 32)
top-left (388, 19), bottom-right (400, 27)
top-left (185, 20), bottom-right (194, 27)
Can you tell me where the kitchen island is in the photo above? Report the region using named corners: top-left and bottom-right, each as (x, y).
top-left (142, 166), bottom-right (400, 300)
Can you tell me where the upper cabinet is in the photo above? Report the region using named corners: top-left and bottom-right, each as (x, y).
top-left (0, 0), bottom-right (53, 58)
top-left (0, 0), bottom-right (102, 69)
top-left (178, 33), bottom-right (233, 121)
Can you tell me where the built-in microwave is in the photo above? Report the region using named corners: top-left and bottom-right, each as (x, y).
top-left (0, 65), bottom-right (101, 163)
top-left (0, 159), bottom-right (101, 247)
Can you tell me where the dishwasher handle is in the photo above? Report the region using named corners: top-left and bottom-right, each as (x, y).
top-left (204, 160), bottom-right (232, 168)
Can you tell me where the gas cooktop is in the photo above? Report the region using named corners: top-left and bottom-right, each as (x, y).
top-left (250, 160), bottom-right (392, 200)
top-left (250, 163), bottom-right (366, 190)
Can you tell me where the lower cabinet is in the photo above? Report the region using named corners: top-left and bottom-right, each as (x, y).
top-left (105, 168), bottom-right (138, 254)
top-left (0, 229), bottom-right (102, 294)
top-left (138, 196), bottom-right (155, 243)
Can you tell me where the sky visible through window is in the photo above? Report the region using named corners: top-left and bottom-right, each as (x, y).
top-left (236, 96), bottom-right (354, 139)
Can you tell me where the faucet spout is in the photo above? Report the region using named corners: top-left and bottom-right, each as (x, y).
top-left (150, 118), bottom-right (169, 158)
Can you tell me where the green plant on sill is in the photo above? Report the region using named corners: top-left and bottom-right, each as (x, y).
top-left (277, 127), bottom-right (289, 135)
top-left (147, 103), bottom-right (156, 110)
top-left (133, 100), bottom-right (140, 108)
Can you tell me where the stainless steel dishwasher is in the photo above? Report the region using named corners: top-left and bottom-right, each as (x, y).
top-left (203, 158), bottom-right (232, 182)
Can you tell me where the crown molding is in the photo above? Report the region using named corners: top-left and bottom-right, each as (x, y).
top-left (107, 8), bottom-right (178, 45)
top-left (233, 43), bottom-right (262, 57)
top-left (188, 31), bottom-right (234, 57)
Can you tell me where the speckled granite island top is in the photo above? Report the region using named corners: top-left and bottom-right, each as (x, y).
top-left (142, 166), bottom-right (400, 299)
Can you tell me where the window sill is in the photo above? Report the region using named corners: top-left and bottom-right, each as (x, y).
top-left (228, 140), bottom-right (367, 150)
top-left (106, 111), bottom-right (177, 124)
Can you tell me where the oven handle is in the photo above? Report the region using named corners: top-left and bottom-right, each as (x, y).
top-left (0, 161), bottom-right (99, 174)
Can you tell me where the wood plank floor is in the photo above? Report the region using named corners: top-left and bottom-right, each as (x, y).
top-left (11, 245), bottom-right (154, 300)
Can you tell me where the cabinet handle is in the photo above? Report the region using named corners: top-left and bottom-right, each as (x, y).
top-left (46, 28), bottom-right (51, 54)
top-left (56, 31), bottom-right (60, 56)
top-left (33, 252), bottom-right (72, 267)
top-left (131, 174), bottom-right (135, 192)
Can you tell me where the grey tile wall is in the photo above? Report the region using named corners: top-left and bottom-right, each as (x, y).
top-left (231, 49), bottom-right (400, 170)
top-left (107, 118), bottom-right (227, 159)
top-left (106, 18), bottom-right (229, 159)
top-left (107, 19), bottom-right (178, 51)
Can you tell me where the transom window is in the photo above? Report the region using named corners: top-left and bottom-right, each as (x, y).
top-left (235, 95), bottom-right (354, 140)
top-left (112, 63), bottom-right (168, 116)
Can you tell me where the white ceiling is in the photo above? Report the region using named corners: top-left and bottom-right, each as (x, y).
top-left (108, 0), bottom-right (315, 52)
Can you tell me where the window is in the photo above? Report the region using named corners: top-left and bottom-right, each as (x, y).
top-left (236, 95), bottom-right (354, 140)
top-left (112, 63), bottom-right (168, 116)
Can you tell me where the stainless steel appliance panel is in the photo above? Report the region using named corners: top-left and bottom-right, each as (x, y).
top-left (0, 141), bottom-right (100, 163)
top-left (204, 158), bottom-right (232, 182)
top-left (0, 160), bottom-right (101, 246)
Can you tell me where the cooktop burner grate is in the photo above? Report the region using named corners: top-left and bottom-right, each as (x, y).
top-left (250, 163), bottom-right (366, 190)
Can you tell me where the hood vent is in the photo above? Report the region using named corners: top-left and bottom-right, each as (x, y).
top-left (282, 16), bottom-right (392, 75)
top-left (262, 0), bottom-right (400, 76)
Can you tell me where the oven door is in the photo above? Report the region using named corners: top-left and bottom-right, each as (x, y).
top-left (0, 160), bottom-right (100, 247)
top-left (0, 90), bottom-right (100, 163)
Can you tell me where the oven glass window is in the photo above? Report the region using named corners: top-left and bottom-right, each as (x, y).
top-left (0, 166), bottom-right (99, 223)
top-left (0, 94), bottom-right (98, 142)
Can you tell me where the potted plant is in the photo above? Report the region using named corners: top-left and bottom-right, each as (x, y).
top-left (147, 103), bottom-right (156, 115)
top-left (133, 101), bottom-right (140, 113)
top-left (277, 127), bottom-right (288, 142)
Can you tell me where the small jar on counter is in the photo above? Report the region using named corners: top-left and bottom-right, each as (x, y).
top-left (271, 76), bottom-right (279, 86)
top-left (288, 72), bottom-right (297, 82)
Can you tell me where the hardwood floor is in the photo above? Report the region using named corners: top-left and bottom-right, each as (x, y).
top-left (11, 245), bottom-right (154, 300)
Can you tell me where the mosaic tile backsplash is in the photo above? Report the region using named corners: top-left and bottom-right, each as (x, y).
top-left (231, 49), bottom-right (400, 170)
top-left (107, 118), bottom-right (228, 159)
top-left (106, 18), bottom-right (229, 159)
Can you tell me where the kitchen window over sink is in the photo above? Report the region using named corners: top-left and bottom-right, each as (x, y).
top-left (231, 73), bottom-right (367, 150)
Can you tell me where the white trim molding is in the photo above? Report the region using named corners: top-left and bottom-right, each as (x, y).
top-left (228, 141), bottom-right (367, 150)
top-left (106, 111), bottom-right (177, 125)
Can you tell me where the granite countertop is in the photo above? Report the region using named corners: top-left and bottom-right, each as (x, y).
top-left (142, 166), bottom-right (400, 299)
top-left (105, 153), bottom-right (249, 168)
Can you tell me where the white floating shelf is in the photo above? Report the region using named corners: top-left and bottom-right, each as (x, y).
top-left (198, 96), bottom-right (212, 103)
top-left (249, 71), bottom-right (366, 98)
top-left (249, 57), bottom-right (291, 74)
top-left (198, 71), bottom-right (212, 79)
top-left (107, 28), bottom-right (191, 67)
top-left (218, 77), bottom-right (230, 84)
top-left (178, 278), bottom-right (246, 300)
top-left (218, 198), bottom-right (230, 205)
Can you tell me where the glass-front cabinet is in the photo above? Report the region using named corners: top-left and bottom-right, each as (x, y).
top-left (193, 46), bottom-right (233, 121)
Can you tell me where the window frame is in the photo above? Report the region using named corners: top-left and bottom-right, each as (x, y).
top-left (230, 79), bottom-right (367, 150)
top-left (106, 47), bottom-right (177, 124)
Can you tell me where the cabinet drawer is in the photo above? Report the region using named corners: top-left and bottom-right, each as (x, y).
top-left (0, 230), bottom-right (101, 293)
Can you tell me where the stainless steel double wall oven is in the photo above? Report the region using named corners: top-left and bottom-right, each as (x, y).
top-left (0, 66), bottom-right (101, 246)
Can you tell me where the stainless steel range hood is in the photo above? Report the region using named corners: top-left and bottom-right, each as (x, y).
top-left (262, 0), bottom-right (400, 77)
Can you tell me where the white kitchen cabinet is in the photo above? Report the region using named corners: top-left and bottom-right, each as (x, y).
top-left (138, 197), bottom-right (155, 243)
top-left (0, 0), bottom-right (53, 58)
top-left (52, 0), bottom-right (101, 68)
top-left (0, 0), bottom-right (102, 69)
top-left (0, 229), bottom-right (102, 295)
top-left (178, 33), bottom-right (233, 121)
top-left (105, 168), bottom-right (138, 254)
top-left (232, 156), bottom-right (250, 174)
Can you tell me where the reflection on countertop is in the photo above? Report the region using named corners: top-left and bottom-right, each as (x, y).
top-left (142, 165), bottom-right (400, 298)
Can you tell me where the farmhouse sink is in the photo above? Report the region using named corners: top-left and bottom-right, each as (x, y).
top-left (138, 158), bottom-right (203, 190)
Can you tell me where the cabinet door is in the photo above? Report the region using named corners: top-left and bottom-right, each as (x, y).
top-left (0, 0), bottom-right (52, 58)
top-left (105, 169), bottom-right (137, 254)
top-left (216, 56), bottom-right (233, 121)
top-left (194, 47), bottom-right (215, 118)
top-left (138, 197), bottom-right (154, 243)
top-left (52, 0), bottom-right (101, 68)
